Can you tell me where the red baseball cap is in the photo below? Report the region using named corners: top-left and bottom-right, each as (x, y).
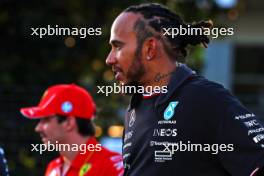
top-left (20, 84), bottom-right (96, 119)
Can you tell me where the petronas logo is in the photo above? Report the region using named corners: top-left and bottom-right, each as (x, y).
top-left (79, 163), bottom-right (92, 176)
top-left (163, 101), bottom-right (179, 120)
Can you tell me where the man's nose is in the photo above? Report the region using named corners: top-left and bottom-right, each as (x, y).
top-left (35, 121), bottom-right (42, 133)
top-left (106, 51), bottom-right (117, 66)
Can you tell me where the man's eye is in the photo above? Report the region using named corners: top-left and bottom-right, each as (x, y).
top-left (42, 118), bottom-right (49, 122)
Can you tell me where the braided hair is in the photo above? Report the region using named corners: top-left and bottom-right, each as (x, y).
top-left (124, 3), bottom-right (213, 62)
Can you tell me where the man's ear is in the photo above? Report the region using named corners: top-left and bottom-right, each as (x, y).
top-left (143, 37), bottom-right (158, 61)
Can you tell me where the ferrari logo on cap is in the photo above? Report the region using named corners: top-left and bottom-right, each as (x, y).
top-left (61, 101), bottom-right (73, 113)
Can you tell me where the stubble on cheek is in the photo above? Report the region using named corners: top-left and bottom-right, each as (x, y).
top-left (42, 123), bottom-right (48, 130)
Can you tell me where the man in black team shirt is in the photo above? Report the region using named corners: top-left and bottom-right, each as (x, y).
top-left (106, 3), bottom-right (264, 176)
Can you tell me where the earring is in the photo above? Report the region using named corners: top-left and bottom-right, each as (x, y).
top-left (147, 56), bottom-right (151, 60)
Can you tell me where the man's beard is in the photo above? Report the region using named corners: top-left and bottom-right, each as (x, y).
top-left (125, 46), bottom-right (146, 87)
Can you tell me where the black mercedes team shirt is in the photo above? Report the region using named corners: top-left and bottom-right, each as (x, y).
top-left (122, 64), bottom-right (264, 176)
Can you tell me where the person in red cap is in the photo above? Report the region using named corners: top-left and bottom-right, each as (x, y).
top-left (20, 84), bottom-right (124, 176)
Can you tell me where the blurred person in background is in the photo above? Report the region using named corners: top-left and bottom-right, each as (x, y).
top-left (20, 84), bottom-right (123, 176)
top-left (106, 3), bottom-right (264, 176)
top-left (0, 147), bottom-right (9, 176)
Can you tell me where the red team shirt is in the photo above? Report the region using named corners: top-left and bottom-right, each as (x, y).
top-left (45, 137), bottom-right (124, 176)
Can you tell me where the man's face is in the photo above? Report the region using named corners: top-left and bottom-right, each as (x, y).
top-left (35, 116), bottom-right (65, 144)
top-left (106, 12), bottom-right (145, 86)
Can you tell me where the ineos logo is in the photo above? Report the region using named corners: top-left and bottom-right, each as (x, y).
top-left (153, 128), bottom-right (177, 137)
